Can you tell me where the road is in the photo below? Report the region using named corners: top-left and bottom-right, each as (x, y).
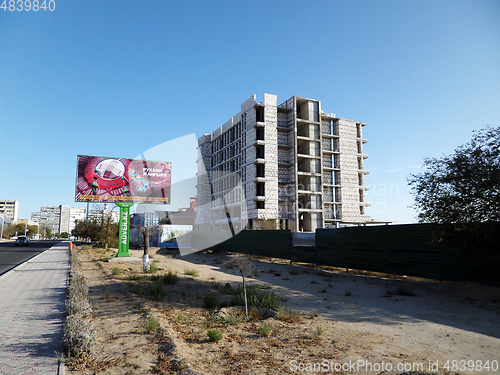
top-left (0, 240), bottom-right (60, 276)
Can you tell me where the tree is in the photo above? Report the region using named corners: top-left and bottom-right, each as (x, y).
top-left (225, 254), bottom-right (255, 317)
top-left (5, 223), bottom-right (38, 238)
top-left (408, 126), bottom-right (500, 248)
top-left (72, 218), bottom-right (118, 248)
top-left (135, 224), bottom-right (162, 272)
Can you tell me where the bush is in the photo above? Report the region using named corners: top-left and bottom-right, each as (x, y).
top-left (316, 325), bottom-right (323, 336)
top-left (149, 283), bottom-right (165, 301)
top-left (162, 271), bottom-right (178, 285)
top-left (259, 322), bottom-right (271, 337)
top-left (65, 295), bottom-right (93, 318)
top-left (277, 306), bottom-right (302, 323)
top-left (145, 262), bottom-right (158, 274)
top-left (207, 329), bottom-right (223, 343)
top-left (62, 313), bottom-right (96, 358)
top-left (63, 251), bottom-right (96, 362)
top-left (184, 268), bottom-right (199, 277)
top-left (146, 316), bottom-right (159, 333)
top-left (231, 286), bottom-right (282, 310)
top-left (203, 293), bottom-right (219, 310)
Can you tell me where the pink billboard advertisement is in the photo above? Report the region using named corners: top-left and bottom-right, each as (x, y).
top-left (75, 155), bottom-right (171, 203)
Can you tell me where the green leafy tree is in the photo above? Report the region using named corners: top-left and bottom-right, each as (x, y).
top-left (408, 126), bottom-right (500, 248)
top-left (5, 223), bottom-right (39, 238)
top-left (72, 218), bottom-right (118, 248)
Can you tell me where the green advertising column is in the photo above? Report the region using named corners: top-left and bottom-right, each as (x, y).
top-left (116, 202), bottom-right (134, 257)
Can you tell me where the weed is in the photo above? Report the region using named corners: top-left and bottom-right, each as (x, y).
top-left (309, 312), bottom-right (318, 319)
top-left (298, 335), bottom-right (310, 348)
top-left (103, 290), bottom-right (111, 300)
top-left (146, 317), bottom-right (159, 333)
top-left (207, 329), bottom-right (223, 343)
top-left (203, 293), bottom-right (219, 310)
top-left (345, 290), bottom-right (352, 297)
top-left (148, 283), bottom-right (165, 301)
top-left (184, 268), bottom-right (199, 277)
top-left (112, 267), bottom-right (122, 276)
top-left (176, 312), bottom-right (197, 325)
top-left (162, 271), bottom-right (178, 285)
top-left (206, 309), bottom-right (246, 327)
top-left (316, 325), bottom-right (323, 336)
top-left (146, 262), bottom-right (158, 274)
top-left (98, 257), bottom-right (108, 262)
top-left (319, 288), bottom-right (327, 293)
top-left (230, 286), bottom-right (282, 310)
top-left (277, 306), bottom-right (302, 323)
top-left (259, 322), bottom-right (271, 337)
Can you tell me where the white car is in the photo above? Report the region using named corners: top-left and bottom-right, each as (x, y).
top-left (15, 236), bottom-right (30, 246)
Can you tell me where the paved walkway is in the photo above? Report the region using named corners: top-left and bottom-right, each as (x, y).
top-left (0, 242), bottom-right (70, 375)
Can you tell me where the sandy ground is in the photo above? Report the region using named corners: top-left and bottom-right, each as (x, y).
top-left (67, 246), bottom-right (500, 375)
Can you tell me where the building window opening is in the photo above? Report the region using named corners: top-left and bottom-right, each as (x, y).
top-left (256, 164), bottom-right (265, 178)
top-left (256, 107), bottom-right (264, 122)
top-left (256, 145), bottom-right (265, 159)
top-left (256, 182), bottom-right (265, 196)
top-left (257, 201), bottom-right (265, 209)
top-left (256, 127), bottom-right (264, 141)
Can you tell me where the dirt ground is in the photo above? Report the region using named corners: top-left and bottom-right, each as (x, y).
top-left (66, 245), bottom-right (500, 375)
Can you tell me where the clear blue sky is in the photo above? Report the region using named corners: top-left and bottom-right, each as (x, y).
top-left (1, 0), bottom-right (499, 223)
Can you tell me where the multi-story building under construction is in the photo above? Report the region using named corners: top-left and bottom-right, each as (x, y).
top-left (196, 93), bottom-right (373, 232)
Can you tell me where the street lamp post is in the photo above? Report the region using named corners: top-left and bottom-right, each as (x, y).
top-left (0, 211), bottom-right (4, 240)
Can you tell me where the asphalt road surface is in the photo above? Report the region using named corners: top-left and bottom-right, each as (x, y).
top-left (0, 240), bottom-right (61, 276)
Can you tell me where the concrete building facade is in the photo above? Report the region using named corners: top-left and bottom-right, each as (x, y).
top-left (31, 205), bottom-right (88, 235)
top-left (0, 200), bottom-right (19, 224)
top-left (196, 93), bottom-right (373, 232)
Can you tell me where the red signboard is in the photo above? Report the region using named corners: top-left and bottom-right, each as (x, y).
top-left (75, 155), bottom-right (171, 203)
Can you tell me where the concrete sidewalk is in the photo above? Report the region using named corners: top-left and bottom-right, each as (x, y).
top-left (0, 242), bottom-right (70, 375)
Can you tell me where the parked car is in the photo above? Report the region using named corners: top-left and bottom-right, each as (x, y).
top-left (15, 236), bottom-right (30, 246)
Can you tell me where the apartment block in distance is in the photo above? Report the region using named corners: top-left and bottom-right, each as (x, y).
top-left (0, 200), bottom-right (19, 224)
top-left (196, 93), bottom-right (373, 233)
top-left (32, 205), bottom-right (88, 235)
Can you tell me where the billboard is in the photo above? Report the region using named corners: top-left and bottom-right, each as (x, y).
top-left (75, 155), bottom-right (171, 203)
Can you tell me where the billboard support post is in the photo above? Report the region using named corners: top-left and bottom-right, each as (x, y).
top-left (116, 202), bottom-right (134, 257)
